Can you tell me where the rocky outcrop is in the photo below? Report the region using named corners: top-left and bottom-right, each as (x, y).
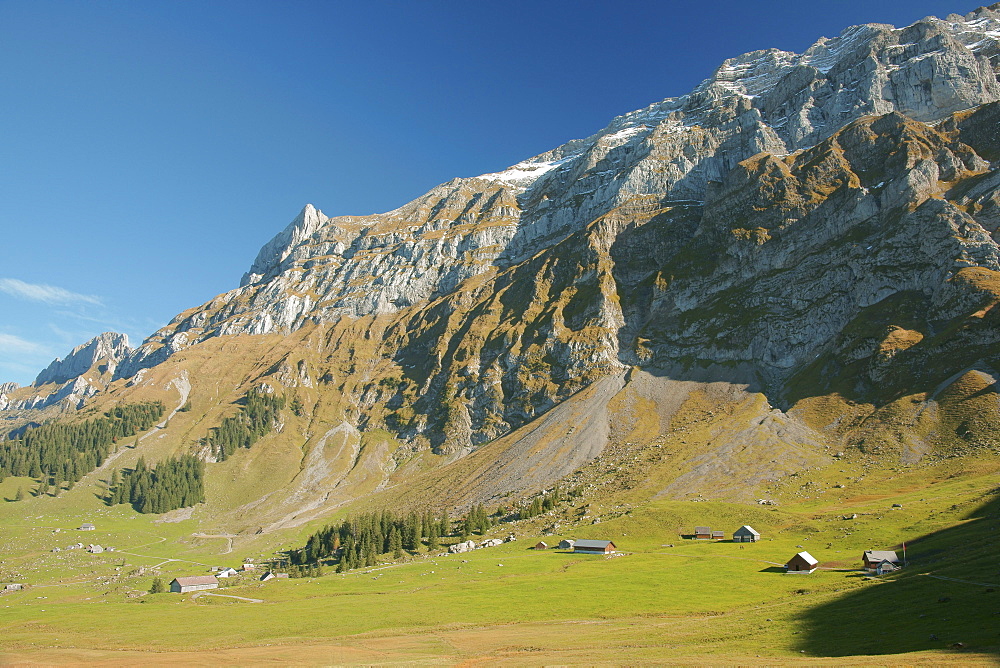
top-left (63, 6), bottom-right (1000, 459)
top-left (4, 375), bottom-right (102, 412)
top-left (35, 332), bottom-right (131, 386)
top-left (1, 334), bottom-right (130, 425)
top-left (115, 6), bottom-right (1000, 384)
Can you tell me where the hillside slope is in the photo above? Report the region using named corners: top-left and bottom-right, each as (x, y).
top-left (1, 5), bottom-right (1000, 537)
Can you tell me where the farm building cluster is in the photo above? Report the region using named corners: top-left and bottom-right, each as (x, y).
top-left (694, 525), bottom-right (761, 542)
top-left (168, 559), bottom-right (265, 593)
top-left (533, 538), bottom-right (617, 554)
top-left (685, 524), bottom-right (903, 575)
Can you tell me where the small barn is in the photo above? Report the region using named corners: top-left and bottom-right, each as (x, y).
top-left (574, 539), bottom-right (617, 555)
top-left (733, 526), bottom-right (760, 542)
top-left (534, 541), bottom-right (548, 550)
top-left (785, 551), bottom-right (819, 574)
top-left (87, 544), bottom-right (104, 554)
top-left (217, 567), bottom-right (239, 578)
top-left (260, 571), bottom-right (275, 582)
top-left (711, 530), bottom-right (725, 540)
top-left (862, 550), bottom-right (900, 571)
top-left (79, 523), bottom-right (95, 531)
top-left (874, 559), bottom-right (897, 575)
top-left (242, 561), bottom-right (257, 571)
top-left (170, 576), bottom-right (219, 593)
top-left (558, 539), bottom-right (575, 550)
top-left (694, 527), bottom-right (712, 540)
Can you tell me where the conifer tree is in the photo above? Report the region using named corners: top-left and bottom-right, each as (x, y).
top-left (389, 526), bottom-right (403, 559)
top-left (427, 522), bottom-right (440, 551)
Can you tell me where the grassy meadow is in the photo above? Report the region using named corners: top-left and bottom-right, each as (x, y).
top-left (0, 449), bottom-right (998, 665)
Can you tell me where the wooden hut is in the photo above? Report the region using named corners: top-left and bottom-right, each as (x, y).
top-left (573, 539), bottom-right (617, 555)
top-left (862, 550), bottom-right (900, 571)
top-left (711, 530), bottom-right (725, 540)
top-left (170, 576), bottom-right (219, 593)
top-left (534, 541), bottom-right (548, 550)
top-left (694, 527), bottom-right (712, 540)
top-left (558, 539), bottom-right (575, 550)
top-left (733, 526), bottom-right (760, 542)
top-left (785, 552), bottom-right (818, 574)
top-left (875, 560), bottom-right (897, 575)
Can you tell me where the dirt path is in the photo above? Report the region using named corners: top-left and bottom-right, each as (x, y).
top-left (113, 551), bottom-right (212, 569)
top-left (654, 551), bottom-right (786, 566)
top-left (191, 592), bottom-right (263, 603)
top-left (922, 573), bottom-right (999, 587)
top-left (94, 371), bottom-right (191, 475)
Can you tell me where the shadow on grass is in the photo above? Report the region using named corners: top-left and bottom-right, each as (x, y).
top-left (759, 566), bottom-right (785, 573)
top-left (799, 492), bottom-right (1000, 657)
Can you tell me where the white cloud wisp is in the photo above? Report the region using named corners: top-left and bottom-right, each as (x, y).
top-left (0, 278), bottom-right (102, 306)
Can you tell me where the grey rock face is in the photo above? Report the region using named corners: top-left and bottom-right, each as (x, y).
top-left (4, 375), bottom-right (101, 412)
top-left (86, 11), bottom-right (1000, 473)
top-left (35, 332), bottom-right (131, 386)
top-left (113, 6), bottom-right (1000, 381)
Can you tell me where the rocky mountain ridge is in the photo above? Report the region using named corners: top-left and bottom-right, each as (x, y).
top-left (3, 5), bottom-right (1000, 524)
top-left (115, 4), bottom-right (1000, 381)
top-left (34, 332), bottom-right (131, 386)
top-left (0, 333), bottom-right (131, 429)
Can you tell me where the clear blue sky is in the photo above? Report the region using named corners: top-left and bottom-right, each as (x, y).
top-left (0, 0), bottom-right (987, 386)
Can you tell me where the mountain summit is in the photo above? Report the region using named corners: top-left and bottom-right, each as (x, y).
top-left (4, 4), bottom-right (1000, 528)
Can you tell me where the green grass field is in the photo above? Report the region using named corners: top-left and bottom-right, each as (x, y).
top-left (0, 451), bottom-right (997, 665)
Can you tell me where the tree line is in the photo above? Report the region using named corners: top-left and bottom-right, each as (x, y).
top-left (292, 508), bottom-right (452, 572)
top-left (287, 487), bottom-right (580, 573)
top-left (205, 388), bottom-right (285, 461)
top-left (0, 402), bottom-right (165, 492)
top-left (108, 454), bottom-right (205, 513)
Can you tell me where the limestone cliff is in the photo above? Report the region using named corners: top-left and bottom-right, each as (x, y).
top-left (7, 6), bottom-right (1000, 523)
top-left (34, 332), bottom-right (131, 386)
top-left (102, 6), bottom-right (1000, 456)
top-left (0, 333), bottom-right (131, 431)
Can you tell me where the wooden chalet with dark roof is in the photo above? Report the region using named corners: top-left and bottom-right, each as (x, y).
top-left (862, 550), bottom-right (900, 571)
top-left (573, 539), bottom-right (617, 555)
top-left (170, 576), bottom-right (219, 593)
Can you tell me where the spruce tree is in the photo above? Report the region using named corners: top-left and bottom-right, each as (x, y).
top-left (390, 526), bottom-right (403, 559)
top-left (427, 522), bottom-right (440, 551)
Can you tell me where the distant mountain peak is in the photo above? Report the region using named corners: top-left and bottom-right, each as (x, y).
top-left (34, 332), bottom-right (131, 386)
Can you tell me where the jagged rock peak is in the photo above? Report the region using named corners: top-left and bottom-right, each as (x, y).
top-left (241, 204), bottom-right (330, 287)
top-left (34, 332), bottom-right (132, 386)
top-left (110, 5), bottom-right (1000, 382)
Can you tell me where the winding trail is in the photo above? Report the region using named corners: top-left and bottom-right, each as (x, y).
top-left (654, 551), bottom-right (786, 566)
top-left (113, 551), bottom-right (212, 569)
top-left (191, 592), bottom-right (263, 603)
top-left (922, 573), bottom-right (999, 587)
top-left (94, 371), bottom-right (191, 475)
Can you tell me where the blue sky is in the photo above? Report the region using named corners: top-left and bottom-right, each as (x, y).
top-left (0, 0), bottom-right (987, 386)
